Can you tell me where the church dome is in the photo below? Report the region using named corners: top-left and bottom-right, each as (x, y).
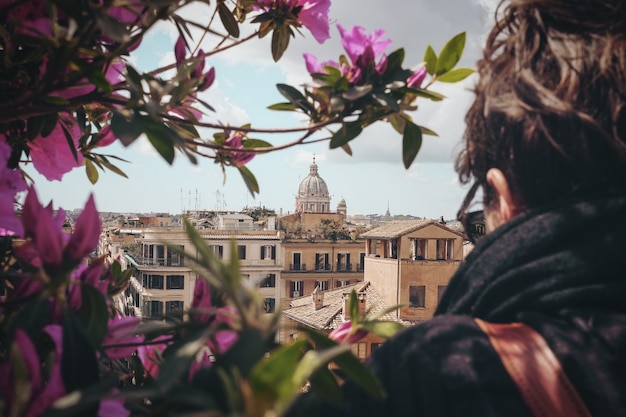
top-left (298, 160), bottom-right (329, 198)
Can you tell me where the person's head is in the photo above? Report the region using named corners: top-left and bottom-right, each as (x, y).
top-left (457, 0), bottom-right (626, 232)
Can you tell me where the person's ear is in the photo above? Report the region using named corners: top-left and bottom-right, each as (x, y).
top-left (486, 168), bottom-right (519, 222)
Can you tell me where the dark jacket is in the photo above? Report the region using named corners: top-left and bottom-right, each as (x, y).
top-left (295, 197), bottom-right (626, 417)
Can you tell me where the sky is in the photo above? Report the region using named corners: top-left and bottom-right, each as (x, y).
top-left (27, 0), bottom-right (499, 220)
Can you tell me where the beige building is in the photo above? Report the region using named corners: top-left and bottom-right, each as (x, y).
top-left (125, 213), bottom-right (283, 320)
top-left (279, 159), bottom-right (366, 304)
top-left (362, 220), bottom-right (465, 322)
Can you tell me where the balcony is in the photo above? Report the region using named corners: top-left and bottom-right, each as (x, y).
top-left (289, 263), bottom-right (307, 272)
top-left (314, 263), bottom-right (331, 272)
top-left (336, 262), bottom-right (353, 272)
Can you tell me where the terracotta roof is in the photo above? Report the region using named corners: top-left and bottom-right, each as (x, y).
top-left (361, 219), bottom-right (465, 239)
top-left (282, 281), bottom-right (412, 331)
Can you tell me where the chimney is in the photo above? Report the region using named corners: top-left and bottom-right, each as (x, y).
top-left (312, 286), bottom-right (324, 310)
top-left (342, 291), bottom-right (367, 320)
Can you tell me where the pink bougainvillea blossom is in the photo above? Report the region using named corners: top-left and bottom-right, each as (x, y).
top-left (407, 64), bottom-right (427, 88)
top-left (0, 139), bottom-right (27, 236)
top-left (28, 117), bottom-right (83, 181)
top-left (14, 189), bottom-right (100, 272)
top-left (224, 133), bottom-right (255, 167)
top-left (136, 335), bottom-right (173, 379)
top-left (0, 325), bottom-right (66, 417)
top-left (303, 24), bottom-right (392, 85)
top-left (329, 321), bottom-right (368, 344)
top-left (102, 316), bottom-right (144, 359)
top-left (256, 0), bottom-right (330, 43)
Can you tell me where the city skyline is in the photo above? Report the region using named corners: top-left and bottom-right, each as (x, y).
top-left (24, 0), bottom-right (497, 220)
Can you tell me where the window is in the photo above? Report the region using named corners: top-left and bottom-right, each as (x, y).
top-left (292, 252), bottom-right (303, 271)
top-left (409, 285), bottom-right (426, 309)
top-left (166, 275), bottom-right (184, 289)
top-left (412, 239), bottom-right (427, 260)
top-left (315, 253), bottom-right (329, 271)
top-left (166, 301), bottom-right (184, 317)
top-left (210, 245), bottom-right (223, 259)
top-left (357, 252), bottom-right (365, 271)
top-left (166, 245), bottom-right (184, 266)
top-left (351, 342), bottom-right (367, 359)
top-left (315, 280), bottom-right (329, 291)
top-left (263, 298), bottom-right (275, 313)
top-left (143, 274), bottom-right (164, 289)
top-left (260, 274), bottom-right (276, 288)
top-left (436, 239), bottom-right (454, 260)
top-left (337, 253), bottom-right (351, 271)
top-left (290, 280), bottom-right (304, 298)
top-left (261, 245), bottom-right (276, 260)
top-left (144, 244), bottom-right (165, 265)
top-left (147, 300), bottom-right (163, 318)
top-left (237, 245), bottom-right (246, 260)
top-left (438, 285), bottom-right (447, 304)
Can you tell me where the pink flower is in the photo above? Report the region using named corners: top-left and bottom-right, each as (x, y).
top-left (175, 35), bottom-right (187, 66)
top-left (136, 335), bottom-right (172, 379)
top-left (28, 116), bottom-right (83, 181)
top-left (96, 125), bottom-right (117, 148)
top-left (255, 0), bottom-right (330, 44)
top-left (224, 133), bottom-right (255, 167)
top-left (102, 316), bottom-right (144, 359)
top-left (329, 321), bottom-right (368, 344)
top-left (303, 53), bottom-right (338, 74)
top-left (14, 189), bottom-right (100, 272)
top-left (407, 64), bottom-right (427, 88)
top-left (0, 325), bottom-right (66, 417)
top-left (337, 24), bottom-right (391, 68)
top-left (294, 0), bottom-right (331, 43)
top-left (0, 139), bottom-right (27, 236)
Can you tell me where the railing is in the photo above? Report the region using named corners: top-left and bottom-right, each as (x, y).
top-left (314, 263), bottom-right (331, 271)
top-left (356, 263), bottom-right (364, 272)
top-left (289, 263), bottom-right (307, 271)
top-left (336, 263), bottom-right (353, 272)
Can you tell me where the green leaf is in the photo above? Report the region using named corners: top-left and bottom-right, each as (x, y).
top-left (348, 290), bottom-right (359, 322)
top-left (111, 112), bottom-right (144, 146)
top-left (88, 70), bottom-right (113, 93)
top-left (276, 84), bottom-right (314, 114)
top-left (330, 121), bottom-right (362, 149)
top-left (408, 88), bottom-right (446, 101)
top-left (145, 124), bottom-right (176, 164)
top-left (237, 165), bottom-right (260, 195)
top-left (303, 330), bottom-right (385, 400)
top-left (371, 92), bottom-right (400, 112)
top-left (361, 321), bottom-right (405, 339)
top-left (435, 32), bottom-right (466, 75)
top-left (75, 284), bottom-right (109, 346)
top-left (436, 67), bottom-right (474, 83)
top-left (424, 45), bottom-right (437, 75)
top-left (26, 115), bottom-right (46, 140)
top-left (41, 113), bottom-right (58, 137)
top-left (418, 125), bottom-right (439, 137)
top-left (218, 0), bottom-right (240, 38)
top-left (385, 48), bottom-right (405, 74)
top-left (249, 339), bottom-right (308, 400)
top-left (342, 85), bottom-right (373, 101)
top-left (267, 102), bottom-right (297, 111)
top-left (308, 366), bottom-right (343, 407)
top-left (402, 121), bottom-right (423, 169)
top-left (62, 312), bottom-right (100, 400)
top-left (243, 138), bottom-right (272, 149)
top-left (85, 158), bottom-right (99, 184)
top-left (43, 95), bottom-right (69, 105)
top-left (96, 154), bottom-right (129, 178)
top-left (271, 25), bottom-right (290, 62)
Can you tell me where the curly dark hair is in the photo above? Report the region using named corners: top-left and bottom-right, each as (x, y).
top-left (457, 0), bottom-right (626, 210)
